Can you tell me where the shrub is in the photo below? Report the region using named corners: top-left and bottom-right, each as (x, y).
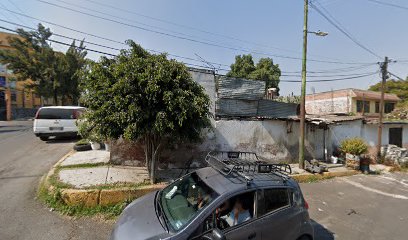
top-left (340, 138), bottom-right (368, 156)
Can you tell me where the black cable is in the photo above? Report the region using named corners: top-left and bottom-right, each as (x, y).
top-left (310, 1), bottom-right (382, 59)
top-left (81, 0), bottom-right (352, 62)
top-left (29, 0), bottom-right (375, 65)
top-left (0, 18), bottom-right (233, 68)
top-left (367, 0), bottom-right (408, 11)
top-left (1, 18), bottom-right (380, 76)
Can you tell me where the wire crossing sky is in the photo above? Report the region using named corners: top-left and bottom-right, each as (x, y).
top-left (0, 0), bottom-right (407, 95)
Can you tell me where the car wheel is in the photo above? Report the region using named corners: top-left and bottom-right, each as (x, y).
top-left (39, 136), bottom-right (49, 141)
top-left (297, 235), bottom-right (312, 240)
top-left (73, 143), bottom-right (92, 151)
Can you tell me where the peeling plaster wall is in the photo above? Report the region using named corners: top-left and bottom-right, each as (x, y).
top-left (213, 119), bottom-right (325, 162)
top-left (306, 97), bottom-right (349, 115)
top-left (328, 121), bottom-right (408, 157)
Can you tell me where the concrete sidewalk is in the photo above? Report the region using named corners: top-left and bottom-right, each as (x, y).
top-left (58, 150), bottom-right (149, 188)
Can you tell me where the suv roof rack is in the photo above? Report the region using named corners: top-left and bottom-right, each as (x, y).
top-left (205, 151), bottom-right (292, 185)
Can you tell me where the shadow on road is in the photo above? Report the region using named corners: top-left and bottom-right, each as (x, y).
top-left (45, 137), bottom-right (79, 144)
top-left (0, 174), bottom-right (43, 180)
top-left (312, 219), bottom-right (335, 240)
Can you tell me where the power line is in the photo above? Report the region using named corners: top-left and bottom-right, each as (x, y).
top-left (81, 0), bottom-right (347, 62)
top-left (0, 19), bottom-right (233, 68)
top-left (310, 1), bottom-right (382, 59)
top-left (367, 0), bottom-right (408, 11)
top-left (0, 16), bottom-right (379, 75)
top-left (30, 0), bottom-right (375, 65)
top-left (1, 24), bottom-right (379, 84)
top-left (0, 19), bottom-right (379, 78)
top-left (0, 25), bottom-right (116, 56)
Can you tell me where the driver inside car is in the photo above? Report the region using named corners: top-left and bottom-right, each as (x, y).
top-left (225, 197), bottom-right (252, 226)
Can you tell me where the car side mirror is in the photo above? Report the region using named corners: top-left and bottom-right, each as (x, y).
top-left (201, 228), bottom-right (226, 240)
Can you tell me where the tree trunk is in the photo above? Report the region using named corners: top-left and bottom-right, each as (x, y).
top-left (144, 134), bottom-right (161, 184)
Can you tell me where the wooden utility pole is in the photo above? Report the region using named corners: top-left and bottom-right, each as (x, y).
top-left (299, 0), bottom-right (309, 169)
top-left (377, 56), bottom-right (388, 158)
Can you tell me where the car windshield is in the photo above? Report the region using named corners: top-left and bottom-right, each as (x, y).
top-left (160, 172), bottom-right (218, 231)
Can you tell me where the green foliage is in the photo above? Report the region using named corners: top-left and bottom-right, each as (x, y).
top-left (0, 24), bottom-right (87, 105)
top-left (226, 54), bottom-right (281, 94)
top-left (80, 40), bottom-right (212, 183)
top-left (275, 94), bottom-right (300, 103)
top-left (75, 139), bottom-right (89, 145)
top-left (340, 138), bottom-right (368, 155)
top-left (369, 78), bottom-right (408, 103)
top-left (37, 177), bottom-right (126, 218)
top-left (77, 118), bottom-right (104, 142)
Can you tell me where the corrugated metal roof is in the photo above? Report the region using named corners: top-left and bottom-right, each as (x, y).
top-left (217, 77), bottom-right (265, 100)
top-left (258, 100), bottom-right (299, 118)
top-left (216, 98), bottom-right (258, 117)
top-left (216, 98), bottom-right (298, 118)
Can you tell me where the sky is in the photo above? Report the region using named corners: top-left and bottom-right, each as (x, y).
top-left (0, 0), bottom-right (407, 96)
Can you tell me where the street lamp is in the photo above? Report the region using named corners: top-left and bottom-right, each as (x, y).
top-left (299, 0), bottom-right (328, 169)
top-left (308, 31), bottom-right (329, 37)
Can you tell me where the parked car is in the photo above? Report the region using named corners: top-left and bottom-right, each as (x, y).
top-left (33, 106), bottom-right (85, 141)
top-left (110, 152), bottom-right (313, 240)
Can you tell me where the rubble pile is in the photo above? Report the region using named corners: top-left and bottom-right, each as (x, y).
top-left (384, 145), bottom-right (408, 167)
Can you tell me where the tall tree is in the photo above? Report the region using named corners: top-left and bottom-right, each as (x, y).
top-left (80, 41), bottom-right (211, 183)
top-left (60, 40), bottom-right (87, 105)
top-left (0, 24), bottom-right (58, 103)
top-left (226, 54), bottom-right (281, 94)
top-left (0, 24), bottom-right (87, 105)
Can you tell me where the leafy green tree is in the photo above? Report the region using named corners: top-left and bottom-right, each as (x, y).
top-left (369, 78), bottom-right (408, 120)
top-left (0, 24), bottom-right (86, 105)
top-left (0, 24), bottom-right (57, 103)
top-left (80, 41), bottom-right (211, 183)
top-left (60, 40), bottom-right (87, 105)
top-left (227, 54), bottom-right (281, 94)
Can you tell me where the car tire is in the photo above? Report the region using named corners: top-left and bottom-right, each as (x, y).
top-left (39, 136), bottom-right (49, 141)
top-left (73, 143), bottom-right (92, 151)
top-left (297, 235), bottom-right (312, 240)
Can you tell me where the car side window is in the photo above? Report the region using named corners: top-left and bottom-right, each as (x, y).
top-left (190, 191), bottom-right (256, 239)
top-left (257, 188), bottom-right (290, 217)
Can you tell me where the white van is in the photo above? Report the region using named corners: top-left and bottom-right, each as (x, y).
top-left (33, 106), bottom-right (85, 141)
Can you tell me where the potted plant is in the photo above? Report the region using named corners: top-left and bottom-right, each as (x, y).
top-left (340, 137), bottom-right (368, 170)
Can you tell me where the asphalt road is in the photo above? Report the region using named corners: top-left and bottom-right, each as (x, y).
top-left (1, 121), bottom-right (407, 240)
top-left (0, 121), bottom-right (113, 240)
top-left (302, 172), bottom-right (408, 240)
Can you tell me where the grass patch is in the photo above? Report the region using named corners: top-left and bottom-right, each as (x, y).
top-left (58, 162), bottom-right (109, 169)
top-left (82, 181), bottom-right (150, 190)
top-left (294, 174), bottom-right (335, 183)
top-left (76, 139), bottom-right (89, 145)
top-left (37, 176), bottom-right (128, 219)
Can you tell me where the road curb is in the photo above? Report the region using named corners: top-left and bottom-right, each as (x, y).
top-left (41, 150), bottom-right (166, 207)
top-left (291, 170), bottom-right (359, 182)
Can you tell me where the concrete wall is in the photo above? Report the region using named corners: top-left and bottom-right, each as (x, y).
top-left (213, 119), bottom-right (325, 162)
top-left (189, 69), bottom-right (216, 114)
top-left (305, 97), bottom-right (350, 115)
top-left (328, 121), bottom-right (408, 157)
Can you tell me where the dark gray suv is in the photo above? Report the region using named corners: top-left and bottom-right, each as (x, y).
top-left (111, 152), bottom-right (314, 240)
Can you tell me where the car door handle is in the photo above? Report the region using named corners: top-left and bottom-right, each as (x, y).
top-left (248, 232), bottom-right (256, 239)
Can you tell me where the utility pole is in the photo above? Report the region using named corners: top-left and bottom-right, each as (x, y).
top-left (377, 56), bottom-right (388, 158)
top-left (299, 0), bottom-right (309, 169)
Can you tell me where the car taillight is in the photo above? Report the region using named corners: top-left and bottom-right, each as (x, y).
top-left (73, 110), bottom-right (79, 119)
top-left (35, 109), bottom-right (40, 119)
top-left (304, 200), bottom-right (309, 210)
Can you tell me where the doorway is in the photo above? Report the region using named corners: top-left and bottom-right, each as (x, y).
top-left (389, 128), bottom-right (403, 147)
